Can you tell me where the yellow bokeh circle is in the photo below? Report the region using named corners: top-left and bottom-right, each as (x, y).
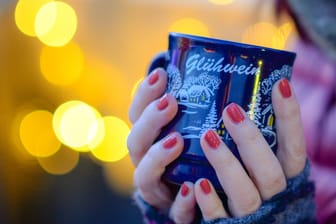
top-left (35, 1), bottom-right (78, 47)
top-left (40, 42), bottom-right (84, 86)
top-left (53, 101), bottom-right (102, 151)
top-left (208, 0), bottom-right (234, 5)
top-left (169, 18), bottom-right (210, 37)
top-left (37, 147), bottom-right (79, 175)
top-left (131, 77), bottom-right (144, 99)
top-left (15, 0), bottom-right (54, 36)
top-left (242, 22), bottom-right (293, 50)
top-left (91, 116), bottom-right (130, 162)
top-left (19, 110), bottom-right (61, 157)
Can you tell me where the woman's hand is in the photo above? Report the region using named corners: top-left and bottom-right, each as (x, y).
top-left (128, 68), bottom-right (197, 223)
top-left (195, 78), bottom-right (307, 220)
top-left (128, 68), bottom-right (307, 223)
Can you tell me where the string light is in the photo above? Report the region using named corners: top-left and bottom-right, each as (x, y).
top-left (169, 17), bottom-right (210, 37)
top-left (242, 22), bottom-right (293, 50)
top-left (91, 116), bottom-right (130, 162)
top-left (19, 110), bottom-right (61, 157)
top-left (208, 0), bottom-right (234, 5)
top-left (40, 42), bottom-right (84, 86)
top-left (53, 101), bottom-right (103, 151)
top-left (14, 0), bottom-right (54, 36)
top-left (35, 1), bottom-right (78, 47)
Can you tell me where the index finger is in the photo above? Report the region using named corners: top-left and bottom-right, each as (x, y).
top-left (129, 68), bottom-right (167, 124)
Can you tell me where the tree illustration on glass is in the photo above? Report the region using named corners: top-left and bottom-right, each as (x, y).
top-left (167, 64), bottom-right (182, 97)
top-left (200, 101), bottom-right (218, 136)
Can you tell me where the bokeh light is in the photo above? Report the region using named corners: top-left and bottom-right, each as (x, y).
top-left (91, 116), bottom-right (129, 162)
top-left (131, 77), bottom-right (144, 99)
top-left (40, 42), bottom-right (84, 86)
top-left (169, 17), bottom-right (210, 37)
top-left (19, 110), bottom-right (61, 157)
top-left (103, 155), bottom-right (135, 196)
top-left (208, 0), bottom-right (234, 5)
top-left (272, 22), bottom-right (293, 49)
top-left (71, 60), bottom-right (131, 122)
top-left (242, 22), bottom-right (293, 50)
top-left (35, 1), bottom-right (77, 47)
top-left (37, 147), bottom-right (79, 175)
top-left (53, 101), bottom-right (102, 151)
top-left (14, 0), bottom-right (53, 36)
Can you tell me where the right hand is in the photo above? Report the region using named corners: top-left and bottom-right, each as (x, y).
top-left (127, 68), bottom-right (197, 223)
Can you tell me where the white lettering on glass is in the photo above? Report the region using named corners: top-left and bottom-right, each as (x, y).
top-left (186, 54), bottom-right (259, 75)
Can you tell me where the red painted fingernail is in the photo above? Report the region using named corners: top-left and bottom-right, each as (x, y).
top-left (226, 103), bottom-right (245, 123)
top-left (181, 183), bottom-right (189, 197)
top-left (157, 94), bottom-right (169, 110)
top-left (200, 179), bottom-right (211, 195)
top-left (205, 130), bottom-right (220, 149)
top-left (162, 134), bottom-right (177, 149)
top-left (279, 78), bottom-right (292, 98)
top-left (148, 70), bottom-right (159, 85)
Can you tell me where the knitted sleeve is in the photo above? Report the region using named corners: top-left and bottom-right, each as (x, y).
top-left (134, 161), bottom-right (316, 224)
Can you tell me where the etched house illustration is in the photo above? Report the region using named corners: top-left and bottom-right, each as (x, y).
top-left (187, 85), bottom-right (211, 104)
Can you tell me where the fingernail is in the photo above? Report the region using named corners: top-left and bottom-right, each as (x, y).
top-left (162, 134), bottom-right (177, 149)
top-left (181, 183), bottom-right (189, 197)
top-left (200, 179), bottom-right (211, 195)
top-left (226, 103), bottom-right (245, 123)
top-left (148, 70), bottom-right (159, 85)
top-left (279, 78), bottom-right (292, 98)
top-left (205, 130), bottom-right (220, 149)
top-left (157, 94), bottom-right (169, 110)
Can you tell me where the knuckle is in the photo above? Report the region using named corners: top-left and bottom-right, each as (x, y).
top-left (171, 212), bottom-right (189, 224)
top-left (214, 150), bottom-right (236, 171)
top-left (128, 109), bottom-right (137, 124)
top-left (204, 203), bottom-right (225, 219)
top-left (263, 172), bottom-right (286, 196)
top-left (126, 134), bottom-right (142, 165)
top-left (289, 139), bottom-right (306, 163)
top-left (133, 168), bottom-right (142, 188)
top-left (134, 169), bottom-right (151, 197)
top-left (241, 123), bottom-right (261, 145)
top-left (237, 194), bottom-right (261, 215)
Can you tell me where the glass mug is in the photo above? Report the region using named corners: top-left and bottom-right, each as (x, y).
top-left (148, 33), bottom-right (296, 192)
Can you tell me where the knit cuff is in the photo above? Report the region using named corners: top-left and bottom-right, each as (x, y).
top-left (134, 161), bottom-right (316, 224)
top-left (133, 191), bottom-right (174, 224)
top-left (202, 161), bottom-right (316, 224)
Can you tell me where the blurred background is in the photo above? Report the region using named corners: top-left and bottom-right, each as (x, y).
top-left (0, 0), bottom-right (296, 223)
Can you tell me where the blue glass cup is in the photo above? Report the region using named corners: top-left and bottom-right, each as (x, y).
top-left (148, 33), bottom-right (296, 192)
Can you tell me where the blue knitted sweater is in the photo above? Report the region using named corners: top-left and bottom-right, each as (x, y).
top-left (134, 161), bottom-right (316, 224)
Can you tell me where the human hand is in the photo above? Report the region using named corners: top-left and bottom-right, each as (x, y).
top-left (194, 78), bottom-right (307, 220)
top-left (128, 68), bottom-right (197, 223)
top-left (128, 68), bottom-right (307, 223)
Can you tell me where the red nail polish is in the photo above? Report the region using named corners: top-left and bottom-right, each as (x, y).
top-left (148, 70), bottom-right (159, 85)
top-left (181, 183), bottom-right (189, 197)
top-left (157, 94), bottom-right (169, 110)
top-left (279, 78), bottom-right (292, 98)
top-left (162, 134), bottom-right (177, 149)
top-left (205, 130), bottom-right (220, 149)
top-left (200, 179), bottom-right (211, 195)
top-left (226, 103), bottom-right (245, 123)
